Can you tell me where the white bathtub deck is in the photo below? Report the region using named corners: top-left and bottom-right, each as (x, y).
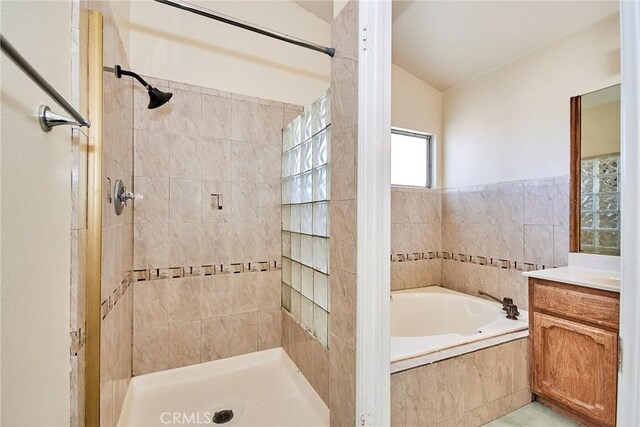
top-left (390, 286), bottom-right (529, 372)
top-left (118, 348), bottom-right (328, 427)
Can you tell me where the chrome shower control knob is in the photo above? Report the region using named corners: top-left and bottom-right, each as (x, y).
top-left (120, 191), bottom-right (136, 205)
top-left (113, 179), bottom-right (141, 216)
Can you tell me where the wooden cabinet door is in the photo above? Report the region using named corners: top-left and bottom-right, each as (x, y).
top-left (532, 312), bottom-right (618, 426)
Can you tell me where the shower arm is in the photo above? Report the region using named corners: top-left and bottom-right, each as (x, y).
top-left (111, 65), bottom-right (173, 110)
top-left (114, 66), bottom-right (151, 89)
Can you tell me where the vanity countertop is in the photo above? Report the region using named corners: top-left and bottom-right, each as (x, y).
top-left (523, 266), bottom-right (620, 293)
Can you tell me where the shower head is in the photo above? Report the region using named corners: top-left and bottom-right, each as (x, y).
top-left (147, 87), bottom-right (173, 109)
top-left (114, 65), bottom-right (173, 109)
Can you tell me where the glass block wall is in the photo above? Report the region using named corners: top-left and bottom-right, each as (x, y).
top-left (580, 154), bottom-right (620, 255)
top-left (281, 89), bottom-right (331, 347)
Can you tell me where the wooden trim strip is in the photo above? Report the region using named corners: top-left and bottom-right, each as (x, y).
top-left (85, 10), bottom-right (103, 426)
top-left (569, 96), bottom-right (582, 253)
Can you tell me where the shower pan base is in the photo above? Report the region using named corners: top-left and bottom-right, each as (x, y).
top-left (118, 348), bottom-right (328, 426)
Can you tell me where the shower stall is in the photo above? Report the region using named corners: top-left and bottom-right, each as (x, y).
top-left (0, 0), bottom-right (393, 423)
top-left (69, 0), bottom-right (376, 425)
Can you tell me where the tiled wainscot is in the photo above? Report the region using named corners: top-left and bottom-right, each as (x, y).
top-left (391, 339), bottom-right (531, 427)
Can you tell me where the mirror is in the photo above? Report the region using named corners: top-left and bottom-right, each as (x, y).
top-left (570, 84), bottom-right (621, 256)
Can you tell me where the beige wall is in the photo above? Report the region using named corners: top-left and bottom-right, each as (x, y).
top-left (442, 14), bottom-right (620, 188)
top-left (0, 1), bottom-right (72, 425)
top-left (125, 2), bottom-right (444, 169)
top-left (126, 0), bottom-right (331, 107)
top-left (107, 0), bottom-right (131, 59)
top-left (333, 0), bottom-right (348, 18)
top-left (392, 64), bottom-right (444, 187)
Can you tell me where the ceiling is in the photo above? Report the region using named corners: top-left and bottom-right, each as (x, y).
top-left (293, 0), bottom-right (619, 91)
top-left (393, 1), bottom-right (619, 91)
top-left (293, 1), bottom-right (333, 23)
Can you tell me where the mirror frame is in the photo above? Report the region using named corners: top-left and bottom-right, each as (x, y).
top-left (569, 95), bottom-right (581, 253)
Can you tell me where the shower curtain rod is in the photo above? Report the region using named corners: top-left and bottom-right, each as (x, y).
top-left (153, 0), bottom-right (335, 57)
top-left (0, 34), bottom-right (91, 129)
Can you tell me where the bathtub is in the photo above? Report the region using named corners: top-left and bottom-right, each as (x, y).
top-left (391, 286), bottom-right (528, 369)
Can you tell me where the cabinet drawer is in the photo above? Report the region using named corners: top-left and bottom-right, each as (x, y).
top-left (531, 280), bottom-right (619, 330)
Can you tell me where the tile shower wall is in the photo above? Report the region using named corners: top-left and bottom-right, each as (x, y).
top-left (440, 176), bottom-right (569, 308)
top-left (98, 7), bottom-right (135, 426)
top-left (70, 2), bottom-right (137, 425)
top-left (389, 176), bottom-right (570, 308)
top-left (281, 1), bottom-right (359, 421)
top-left (391, 339), bottom-right (531, 427)
top-left (391, 187), bottom-right (442, 291)
top-left (131, 76), bottom-right (299, 375)
top-left (281, 89), bottom-right (331, 348)
top-left (327, 2), bottom-right (359, 423)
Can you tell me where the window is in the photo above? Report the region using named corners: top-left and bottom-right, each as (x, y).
top-left (391, 129), bottom-right (432, 187)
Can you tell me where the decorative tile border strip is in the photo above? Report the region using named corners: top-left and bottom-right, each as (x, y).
top-left (99, 261), bottom-right (282, 324)
top-left (100, 273), bottom-right (133, 320)
top-left (131, 260), bottom-right (282, 283)
top-left (390, 251), bottom-right (546, 272)
top-left (390, 252), bottom-right (439, 262)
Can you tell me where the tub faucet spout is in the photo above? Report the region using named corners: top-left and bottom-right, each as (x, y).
top-left (478, 290), bottom-right (505, 305)
top-left (478, 290), bottom-right (519, 320)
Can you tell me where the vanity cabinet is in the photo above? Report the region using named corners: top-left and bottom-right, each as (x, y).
top-left (529, 278), bottom-right (619, 427)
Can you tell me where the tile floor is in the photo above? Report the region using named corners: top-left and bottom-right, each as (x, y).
top-left (486, 402), bottom-right (580, 427)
